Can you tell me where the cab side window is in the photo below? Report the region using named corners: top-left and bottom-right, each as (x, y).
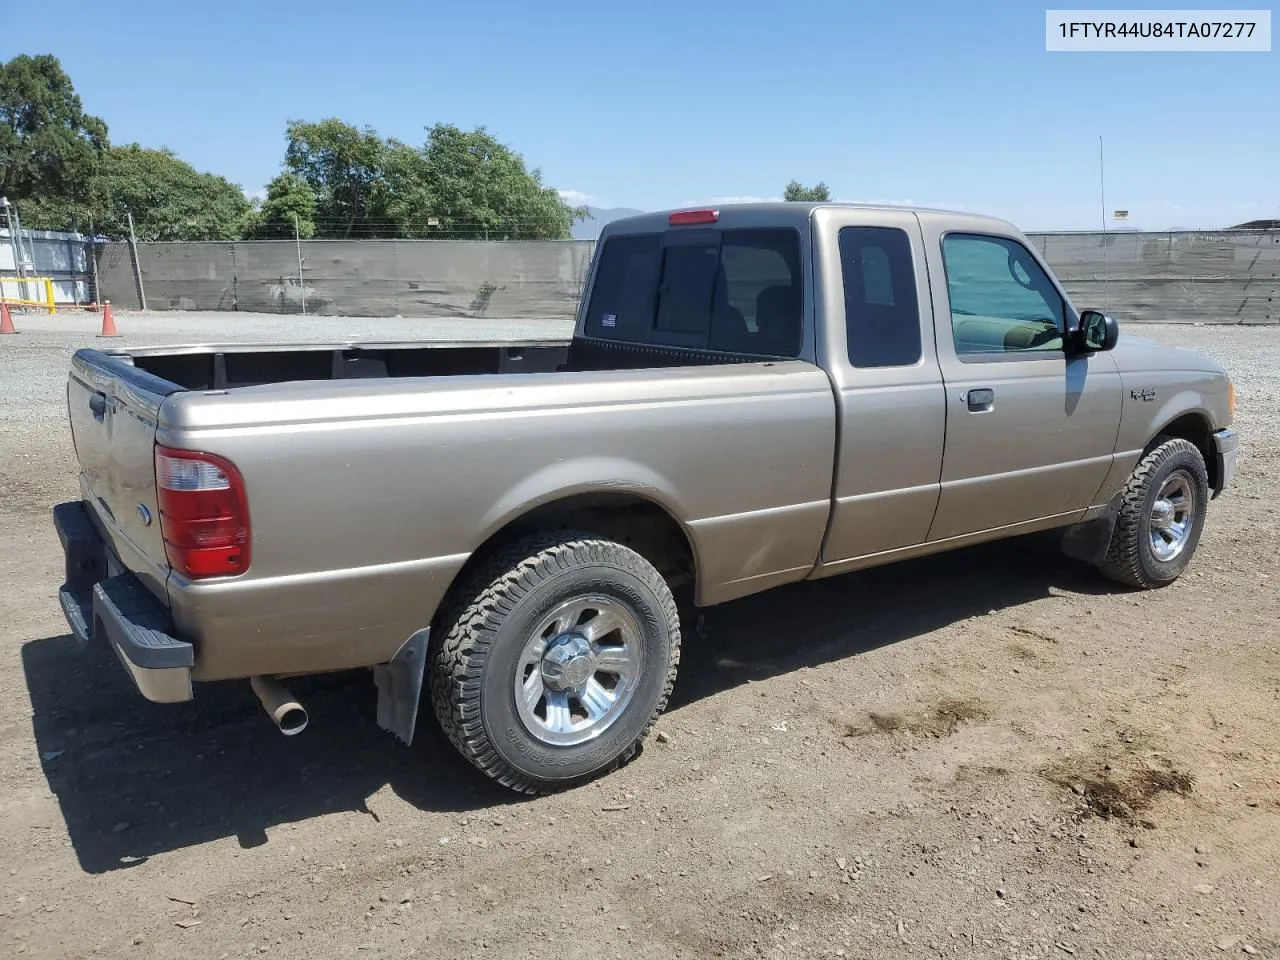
top-left (839, 226), bottom-right (922, 368)
top-left (941, 233), bottom-right (1066, 357)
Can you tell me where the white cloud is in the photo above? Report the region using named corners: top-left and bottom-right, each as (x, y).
top-left (247, 187), bottom-right (268, 204)
top-left (558, 189), bottom-right (602, 206)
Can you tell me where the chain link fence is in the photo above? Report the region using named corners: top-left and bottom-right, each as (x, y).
top-left (94, 238), bottom-right (596, 319)
top-left (71, 228), bottom-right (1280, 325)
top-left (1026, 229), bottom-right (1279, 324)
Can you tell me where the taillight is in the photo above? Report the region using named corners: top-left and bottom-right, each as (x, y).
top-left (155, 445), bottom-right (251, 579)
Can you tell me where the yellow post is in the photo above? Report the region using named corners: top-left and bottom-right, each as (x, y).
top-left (44, 277), bottom-right (56, 314)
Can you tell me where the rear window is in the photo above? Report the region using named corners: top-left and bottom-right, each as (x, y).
top-left (583, 228), bottom-right (803, 357)
top-left (581, 234), bottom-right (660, 343)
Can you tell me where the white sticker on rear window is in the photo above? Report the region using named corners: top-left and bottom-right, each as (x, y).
top-left (602, 313), bottom-right (617, 327)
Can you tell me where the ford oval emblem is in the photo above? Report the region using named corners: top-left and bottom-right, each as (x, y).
top-left (136, 503), bottom-right (153, 526)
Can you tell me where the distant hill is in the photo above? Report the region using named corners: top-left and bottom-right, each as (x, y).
top-left (571, 206), bottom-right (646, 240)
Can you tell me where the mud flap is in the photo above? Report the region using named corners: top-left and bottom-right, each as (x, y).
top-left (372, 628), bottom-right (429, 746)
top-left (1060, 498), bottom-right (1121, 565)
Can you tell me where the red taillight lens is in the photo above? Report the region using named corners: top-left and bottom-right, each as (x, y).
top-left (155, 445), bottom-right (251, 579)
top-left (669, 208), bottom-right (719, 226)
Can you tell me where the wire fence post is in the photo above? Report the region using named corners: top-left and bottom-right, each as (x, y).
top-left (1099, 135), bottom-right (1108, 309)
top-left (126, 210), bottom-right (148, 310)
top-left (88, 219), bottom-right (101, 306)
top-left (294, 213), bottom-right (307, 316)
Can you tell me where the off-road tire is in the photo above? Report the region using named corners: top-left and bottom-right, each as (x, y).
top-left (428, 531), bottom-right (681, 794)
top-left (1097, 436), bottom-right (1209, 589)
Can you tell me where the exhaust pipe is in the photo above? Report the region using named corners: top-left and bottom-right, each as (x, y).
top-left (250, 676), bottom-right (309, 736)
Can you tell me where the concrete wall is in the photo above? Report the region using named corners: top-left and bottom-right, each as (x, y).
top-left (94, 229), bottom-right (1280, 324)
top-left (97, 239), bottom-right (597, 319)
top-left (1026, 230), bottom-right (1279, 324)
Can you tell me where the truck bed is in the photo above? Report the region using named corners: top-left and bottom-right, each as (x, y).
top-left (122, 337), bottom-right (766, 391)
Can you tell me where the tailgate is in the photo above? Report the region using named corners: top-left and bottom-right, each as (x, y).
top-left (67, 350), bottom-right (183, 602)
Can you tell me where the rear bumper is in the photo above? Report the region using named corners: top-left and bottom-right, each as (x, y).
top-left (53, 501), bottom-right (194, 703)
top-left (1212, 427), bottom-right (1238, 499)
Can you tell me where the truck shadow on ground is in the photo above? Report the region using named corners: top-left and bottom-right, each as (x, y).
top-left (23, 530), bottom-right (1118, 874)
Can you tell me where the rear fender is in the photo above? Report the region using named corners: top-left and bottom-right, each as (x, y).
top-left (473, 456), bottom-right (699, 569)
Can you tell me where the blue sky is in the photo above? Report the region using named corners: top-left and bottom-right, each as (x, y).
top-left (5, 0), bottom-right (1276, 229)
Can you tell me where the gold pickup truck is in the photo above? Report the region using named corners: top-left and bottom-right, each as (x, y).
top-left (53, 202), bottom-right (1237, 794)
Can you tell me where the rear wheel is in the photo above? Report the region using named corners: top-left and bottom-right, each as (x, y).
top-left (1097, 437), bottom-right (1209, 589)
top-left (428, 531), bottom-right (680, 794)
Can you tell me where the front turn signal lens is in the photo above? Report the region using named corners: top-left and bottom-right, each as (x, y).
top-left (1228, 378), bottom-right (1236, 424)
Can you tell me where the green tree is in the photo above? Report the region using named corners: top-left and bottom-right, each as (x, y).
top-left (279, 117), bottom-right (585, 240)
top-left (0, 53), bottom-right (108, 229)
top-left (418, 123), bottom-right (585, 239)
top-left (284, 118), bottom-right (388, 238)
top-left (243, 172), bottom-right (317, 239)
top-left (376, 139), bottom-right (436, 238)
top-left (94, 145), bottom-right (251, 240)
top-left (783, 180), bottom-right (831, 202)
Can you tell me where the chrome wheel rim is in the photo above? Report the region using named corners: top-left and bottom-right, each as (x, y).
top-left (1149, 470), bottom-right (1196, 562)
top-left (513, 596), bottom-right (644, 747)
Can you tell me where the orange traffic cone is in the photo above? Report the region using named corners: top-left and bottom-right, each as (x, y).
top-left (98, 300), bottom-right (119, 338)
top-left (0, 301), bottom-right (16, 335)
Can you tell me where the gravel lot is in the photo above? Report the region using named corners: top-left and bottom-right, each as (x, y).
top-left (1, 312), bottom-right (1277, 960)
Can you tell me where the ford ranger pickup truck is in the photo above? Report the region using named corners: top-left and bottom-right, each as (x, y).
top-left (52, 202), bottom-right (1238, 794)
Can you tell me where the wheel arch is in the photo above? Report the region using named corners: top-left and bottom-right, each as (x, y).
top-left (430, 489), bottom-right (700, 635)
top-left (1151, 410), bottom-right (1218, 490)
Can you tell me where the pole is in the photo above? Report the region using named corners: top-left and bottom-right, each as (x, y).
top-left (1099, 135), bottom-right (1108, 308)
top-left (0, 201), bottom-right (12, 304)
top-left (88, 219), bottom-right (101, 306)
top-left (10, 202), bottom-right (31, 278)
top-left (126, 210), bottom-right (148, 310)
top-left (294, 213), bottom-right (306, 316)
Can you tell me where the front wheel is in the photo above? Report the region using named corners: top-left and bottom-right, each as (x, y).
top-left (1097, 436), bottom-right (1210, 589)
top-left (428, 531), bottom-right (681, 794)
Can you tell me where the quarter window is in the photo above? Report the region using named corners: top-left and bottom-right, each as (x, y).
top-left (839, 226), bottom-right (922, 368)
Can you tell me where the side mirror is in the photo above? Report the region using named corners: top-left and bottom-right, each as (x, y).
top-left (1076, 309), bottom-right (1119, 353)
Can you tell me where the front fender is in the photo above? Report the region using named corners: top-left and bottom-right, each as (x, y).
top-left (1114, 371), bottom-right (1224, 456)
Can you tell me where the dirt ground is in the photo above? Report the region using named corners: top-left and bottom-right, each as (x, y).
top-left (1, 313), bottom-right (1277, 960)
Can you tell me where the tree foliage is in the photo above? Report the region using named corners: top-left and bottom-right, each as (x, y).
top-left (282, 117), bottom-right (585, 239)
top-left (0, 53), bottom-right (108, 229)
top-left (284, 118), bottom-right (386, 238)
top-left (1, 54), bottom-right (583, 242)
top-left (420, 123), bottom-right (585, 239)
top-left (94, 145), bottom-right (251, 241)
top-left (783, 180), bottom-right (831, 202)
top-left (243, 172), bottom-right (317, 239)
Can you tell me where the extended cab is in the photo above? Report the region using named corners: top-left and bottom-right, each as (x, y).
top-left (53, 202), bottom-right (1238, 793)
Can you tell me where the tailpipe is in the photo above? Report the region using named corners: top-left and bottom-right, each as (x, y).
top-left (250, 676), bottom-right (309, 736)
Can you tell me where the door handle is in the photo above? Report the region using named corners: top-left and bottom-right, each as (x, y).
top-left (89, 392), bottom-right (107, 420)
top-left (966, 388), bottom-right (995, 412)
